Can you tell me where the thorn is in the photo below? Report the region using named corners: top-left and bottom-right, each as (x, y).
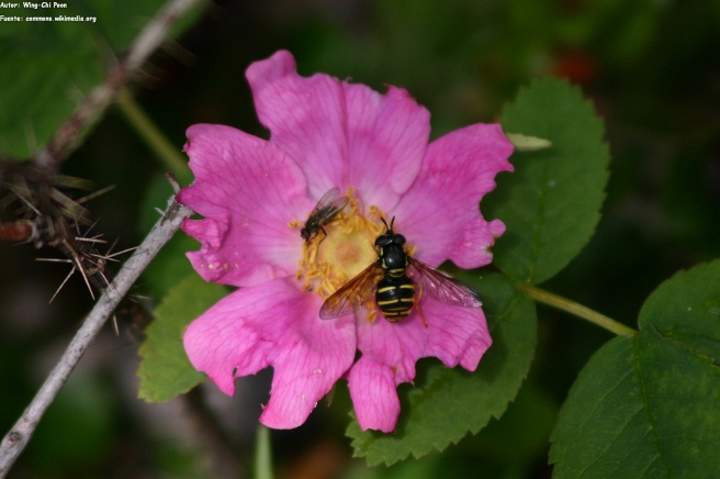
top-left (76, 185), bottom-right (115, 204)
top-left (99, 270), bottom-right (112, 289)
top-left (75, 259), bottom-right (95, 300)
top-left (154, 207), bottom-right (165, 217)
top-left (165, 172), bottom-right (181, 193)
top-left (50, 188), bottom-right (90, 222)
top-left (49, 266), bottom-right (76, 303)
top-left (36, 257), bottom-right (73, 264)
top-left (74, 236), bottom-right (108, 244)
top-left (54, 175), bottom-right (94, 190)
top-left (82, 219), bottom-right (101, 237)
top-left (9, 187), bottom-right (41, 215)
top-left (105, 238), bottom-right (119, 255)
top-left (64, 239), bottom-right (95, 300)
top-left (89, 253), bottom-right (120, 263)
top-left (105, 246), bottom-right (137, 258)
top-left (162, 39), bottom-right (195, 66)
top-left (99, 271), bottom-right (116, 301)
top-left (112, 315), bottom-right (120, 336)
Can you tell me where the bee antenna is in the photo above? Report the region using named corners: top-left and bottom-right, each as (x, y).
top-left (381, 217), bottom-right (389, 230)
top-left (390, 216), bottom-right (395, 231)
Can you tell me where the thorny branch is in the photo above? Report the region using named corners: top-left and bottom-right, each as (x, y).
top-left (2, 0), bottom-right (204, 299)
top-left (0, 160), bottom-right (126, 305)
top-left (0, 1), bottom-right (210, 476)
top-left (34, 0), bottom-right (205, 171)
top-left (0, 196), bottom-right (191, 477)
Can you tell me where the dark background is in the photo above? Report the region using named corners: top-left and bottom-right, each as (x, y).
top-left (1, 0), bottom-right (719, 477)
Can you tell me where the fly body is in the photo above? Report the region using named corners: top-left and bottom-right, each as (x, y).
top-left (300, 187), bottom-right (349, 242)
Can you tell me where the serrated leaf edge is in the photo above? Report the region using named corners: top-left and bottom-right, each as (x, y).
top-left (501, 77), bottom-right (611, 284)
top-left (349, 292), bottom-right (537, 466)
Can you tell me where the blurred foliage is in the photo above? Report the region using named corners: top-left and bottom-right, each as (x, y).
top-left (23, 375), bottom-right (115, 474)
top-left (2, 0), bottom-right (719, 477)
top-left (0, 0), bottom-right (203, 159)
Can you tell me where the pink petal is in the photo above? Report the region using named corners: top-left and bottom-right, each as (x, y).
top-left (421, 296), bottom-right (493, 371)
top-left (392, 124), bottom-right (514, 268)
top-left (178, 123), bottom-right (313, 287)
top-left (347, 357), bottom-right (400, 433)
top-left (183, 278), bottom-right (356, 429)
top-left (349, 297), bottom-right (491, 432)
top-left (260, 308), bottom-right (356, 429)
top-left (344, 84), bottom-right (430, 210)
top-left (246, 51), bottom-right (347, 200)
top-left (246, 50), bottom-right (429, 208)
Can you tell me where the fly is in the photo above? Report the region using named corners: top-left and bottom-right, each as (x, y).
top-left (300, 187), bottom-right (349, 242)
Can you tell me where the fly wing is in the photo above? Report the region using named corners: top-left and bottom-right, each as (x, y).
top-left (319, 262), bottom-right (383, 319)
top-left (407, 257), bottom-right (482, 308)
top-left (312, 187), bottom-right (349, 218)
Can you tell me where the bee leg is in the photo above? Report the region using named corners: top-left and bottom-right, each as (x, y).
top-left (416, 285), bottom-right (429, 328)
top-left (417, 305), bottom-right (429, 329)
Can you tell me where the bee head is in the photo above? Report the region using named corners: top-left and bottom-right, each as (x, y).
top-left (375, 234), bottom-right (393, 247)
top-left (375, 217), bottom-right (405, 248)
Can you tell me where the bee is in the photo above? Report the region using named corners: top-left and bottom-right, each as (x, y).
top-left (319, 217), bottom-right (481, 322)
top-left (300, 187), bottom-right (349, 242)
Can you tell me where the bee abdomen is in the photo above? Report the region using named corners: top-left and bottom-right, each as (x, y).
top-left (376, 276), bottom-right (415, 322)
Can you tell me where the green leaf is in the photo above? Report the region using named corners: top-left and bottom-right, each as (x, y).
top-left (137, 274), bottom-right (226, 402)
top-left (346, 273), bottom-right (537, 466)
top-left (550, 260), bottom-right (720, 478)
top-left (488, 77), bottom-right (610, 284)
top-left (0, 1), bottom-right (202, 159)
top-left (0, 19), bottom-right (99, 159)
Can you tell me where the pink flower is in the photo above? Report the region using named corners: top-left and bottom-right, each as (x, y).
top-left (178, 50), bottom-right (513, 433)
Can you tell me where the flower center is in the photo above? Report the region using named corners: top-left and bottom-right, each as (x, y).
top-left (295, 190), bottom-right (384, 299)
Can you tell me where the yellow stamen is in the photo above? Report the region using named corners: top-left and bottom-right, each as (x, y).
top-left (294, 189), bottom-right (415, 323)
top-left (296, 188), bottom-right (384, 299)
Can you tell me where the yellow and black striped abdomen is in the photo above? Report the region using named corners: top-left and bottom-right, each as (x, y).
top-left (375, 275), bottom-right (415, 322)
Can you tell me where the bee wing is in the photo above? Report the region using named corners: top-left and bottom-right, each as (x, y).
top-left (407, 257), bottom-right (482, 308)
top-left (312, 187), bottom-right (349, 216)
top-left (319, 262), bottom-right (383, 319)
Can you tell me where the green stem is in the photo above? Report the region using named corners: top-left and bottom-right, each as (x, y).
top-left (116, 88), bottom-right (189, 178)
top-left (254, 426), bottom-right (273, 479)
top-left (517, 283), bottom-right (637, 337)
